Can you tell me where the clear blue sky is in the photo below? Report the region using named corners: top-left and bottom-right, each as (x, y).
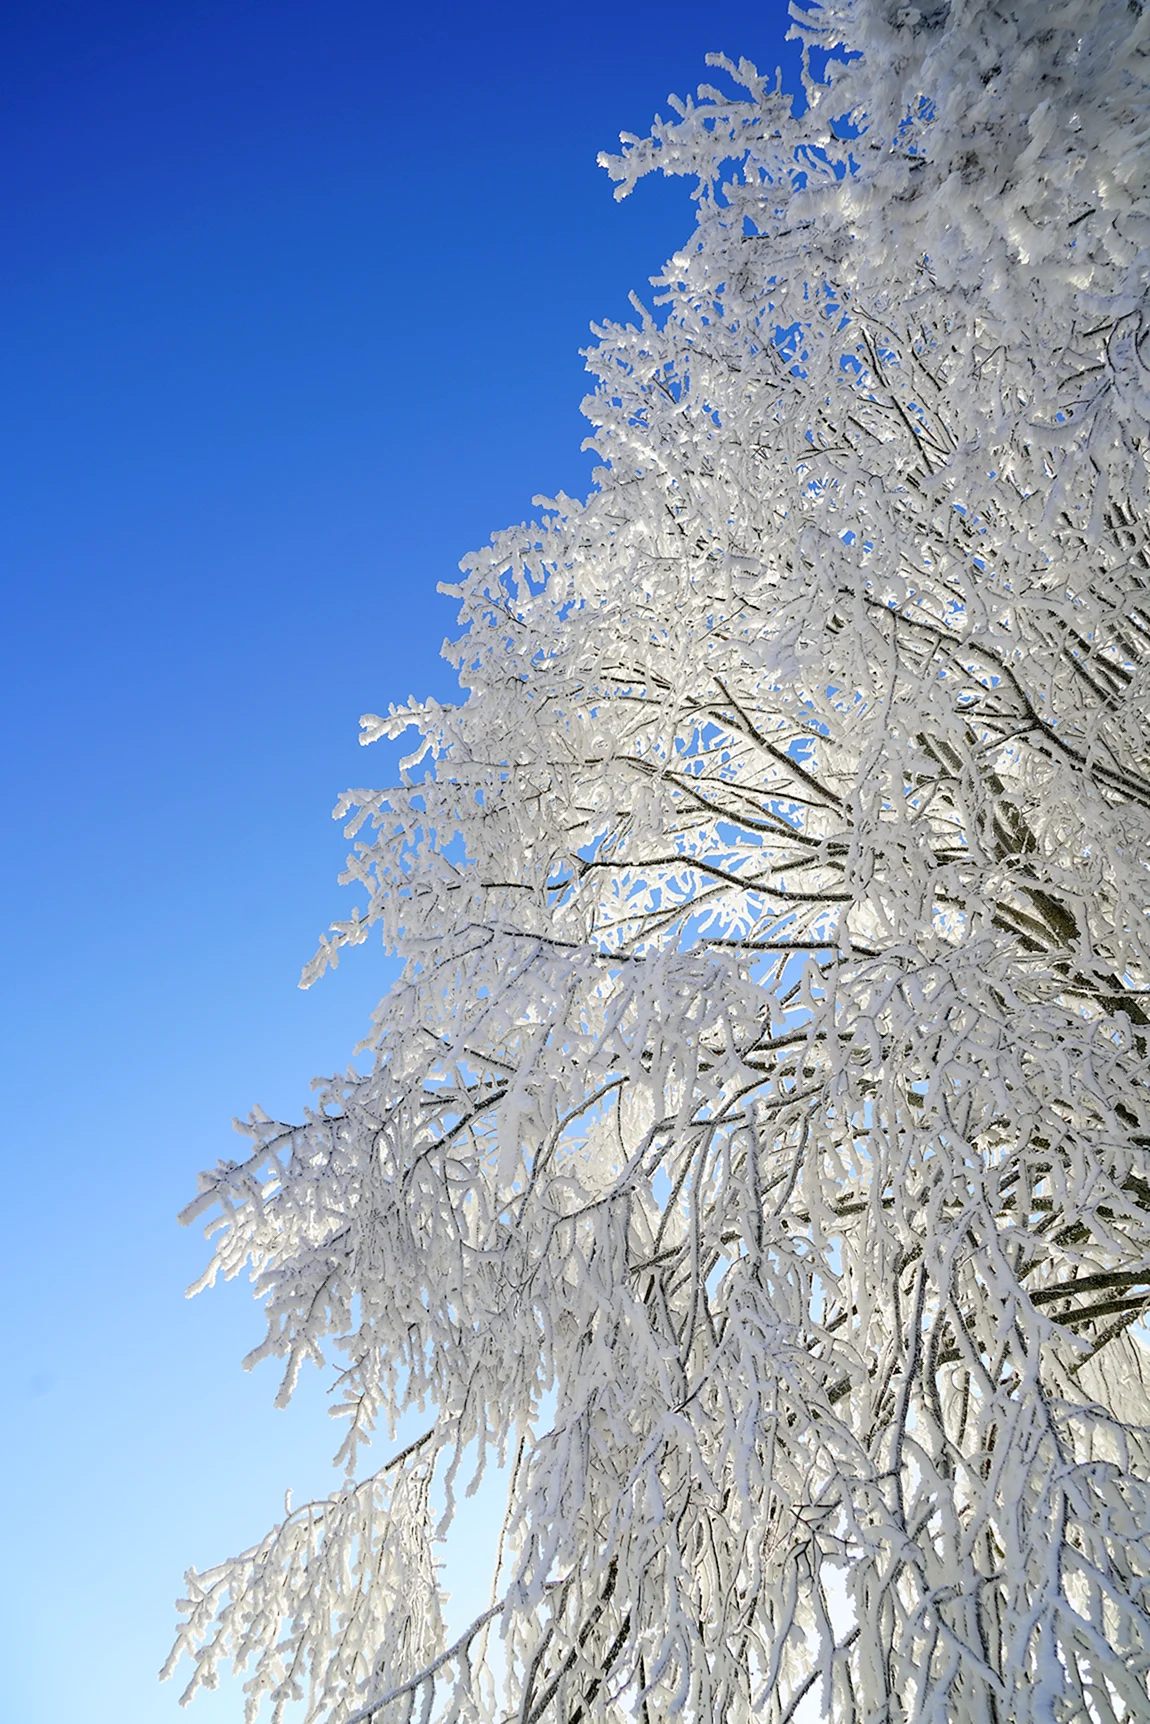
top-left (0, 3), bottom-right (795, 1718)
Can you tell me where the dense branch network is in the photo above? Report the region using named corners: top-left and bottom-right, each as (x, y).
top-left (167, 3), bottom-right (1150, 1720)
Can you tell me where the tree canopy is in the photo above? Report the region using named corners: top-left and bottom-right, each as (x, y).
top-left (166, 2), bottom-right (1150, 1719)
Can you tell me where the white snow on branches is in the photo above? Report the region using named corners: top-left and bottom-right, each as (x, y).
top-left (168, 3), bottom-right (1150, 1719)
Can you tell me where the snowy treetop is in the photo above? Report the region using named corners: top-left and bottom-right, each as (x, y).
top-left (169, 5), bottom-right (1150, 1720)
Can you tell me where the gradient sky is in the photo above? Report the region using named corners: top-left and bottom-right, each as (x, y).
top-left (0, 3), bottom-right (796, 1718)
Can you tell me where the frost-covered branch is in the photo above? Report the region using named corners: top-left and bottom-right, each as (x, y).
top-left (170, 2), bottom-right (1150, 1718)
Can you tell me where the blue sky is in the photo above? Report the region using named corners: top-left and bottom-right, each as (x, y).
top-left (0, 3), bottom-right (795, 1718)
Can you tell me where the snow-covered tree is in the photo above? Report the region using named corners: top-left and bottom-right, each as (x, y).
top-left (165, 2), bottom-right (1150, 1719)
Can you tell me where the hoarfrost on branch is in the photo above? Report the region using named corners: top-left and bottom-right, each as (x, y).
top-left (166, 2), bottom-right (1150, 1718)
